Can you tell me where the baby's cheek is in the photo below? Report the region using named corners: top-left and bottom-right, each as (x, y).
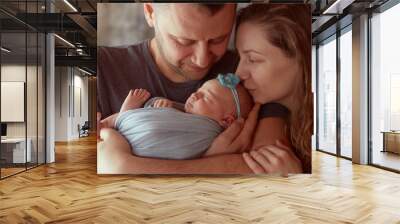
top-left (190, 104), bottom-right (202, 115)
top-left (196, 104), bottom-right (211, 117)
top-left (205, 105), bottom-right (221, 119)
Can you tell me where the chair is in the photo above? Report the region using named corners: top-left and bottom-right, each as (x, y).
top-left (79, 121), bottom-right (90, 138)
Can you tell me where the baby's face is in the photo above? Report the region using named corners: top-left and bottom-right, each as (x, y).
top-left (184, 80), bottom-right (236, 125)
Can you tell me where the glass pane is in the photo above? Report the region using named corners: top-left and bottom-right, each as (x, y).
top-left (1, 1), bottom-right (46, 178)
top-left (339, 29), bottom-right (352, 158)
top-left (317, 36), bottom-right (337, 154)
top-left (27, 31), bottom-right (38, 169)
top-left (1, 30), bottom-right (27, 177)
top-left (38, 32), bottom-right (45, 165)
top-left (312, 45), bottom-right (317, 151)
top-left (371, 3), bottom-right (400, 171)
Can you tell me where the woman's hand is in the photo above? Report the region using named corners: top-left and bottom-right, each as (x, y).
top-left (242, 139), bottom-right (303, 176)
top-left (97, 112), bottom-right (103, 141)
top-left (97, 128), bottom-right (132, 174)
top-left (97, 112), bottom-right (119, 141)
top-left (207, 103), bottom-right (260, 155)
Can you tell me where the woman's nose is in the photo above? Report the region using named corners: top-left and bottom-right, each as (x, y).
top-left (235, 67), bottom-right (249, 80)
top-left (235, 60), bottom-right (250, 80)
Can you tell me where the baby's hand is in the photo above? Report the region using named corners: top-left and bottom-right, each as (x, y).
top-left (153, 99), bottom-right (173, 108)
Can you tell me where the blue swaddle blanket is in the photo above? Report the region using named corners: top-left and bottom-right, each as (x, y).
top-left (115, 100), bottom-right (223, 159)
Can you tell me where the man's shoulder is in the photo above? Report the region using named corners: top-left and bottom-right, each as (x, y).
top-left (98, 40), bottom-right (148, 57)
top-left (97, 40), bottom-right (153, 78)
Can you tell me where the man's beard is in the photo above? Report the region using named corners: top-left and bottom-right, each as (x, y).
top-left (155, 36), bottom-right (194, 81)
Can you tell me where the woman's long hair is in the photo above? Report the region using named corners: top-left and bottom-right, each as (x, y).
top-left (237, 4), bottom-right (313, 173)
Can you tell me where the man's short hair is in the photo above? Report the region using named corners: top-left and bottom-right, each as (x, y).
top-left (195, 4), bottom-right (227, 15)
top-left (155, 3), bottom-right (233, 16)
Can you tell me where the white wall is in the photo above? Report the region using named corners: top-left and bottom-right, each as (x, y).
top-left (55, 67), bottom-right (69, 141)
top-left (54, 67), bottom-right (89, 141)
top-left (1, 66), bottom-right (26, 132)
top-left (1, 65), bottom-right (41, 137)
top-left (70, 72), bottom-right (89, 139)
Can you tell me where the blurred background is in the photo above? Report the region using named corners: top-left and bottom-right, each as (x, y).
top-left (97, 3), bottom-right (152, 47)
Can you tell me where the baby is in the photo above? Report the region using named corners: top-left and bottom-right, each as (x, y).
top-left (105, 74), bottom-right (253, 159)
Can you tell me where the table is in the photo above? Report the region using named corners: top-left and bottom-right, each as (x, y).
top-left (381, 131), bottom-right (400, 154)
top-left (1, 138), bottom-right (32, 163)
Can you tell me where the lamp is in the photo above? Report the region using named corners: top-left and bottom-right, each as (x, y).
top-left (323, 0), bottom-right (355, 15)
top-left (78, 67), bottom-right (93, 76)
top-left (1, 47), bottom-right (11, 53)
top-left (54, 34), bottom-right (75, 48)
top-left (63, 0), bottom-right (78, 12)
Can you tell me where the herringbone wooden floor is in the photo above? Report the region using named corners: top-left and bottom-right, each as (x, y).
top-left (1, 135), bottom-right (399, 223)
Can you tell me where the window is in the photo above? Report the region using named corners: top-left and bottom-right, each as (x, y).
top-left (0, 1), bottom-right (47, 179)
top-left (339, 28), bottom-right (352, 158)
top-left (312, 45), bottom-right (317, 150)
top-left (370, 2), bottom-right (400, 171)
top-left (317, 36), bottom-right (337, 154)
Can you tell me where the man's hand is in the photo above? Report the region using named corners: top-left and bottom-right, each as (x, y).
top-left (153, 99), bottom-right (173, 108)
top-left (242, 139), bottom-right (303, 176)
top-left (206, 103), bottom-right (260, 156)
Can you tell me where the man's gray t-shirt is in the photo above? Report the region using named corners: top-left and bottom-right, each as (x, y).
top-left (97, 40), bottom-right (239, 118)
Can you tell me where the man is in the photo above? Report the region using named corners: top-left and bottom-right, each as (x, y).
top-left (97, 3), bottom-right (238, 120)
top-left (97, 3), bottom-right (300, 174)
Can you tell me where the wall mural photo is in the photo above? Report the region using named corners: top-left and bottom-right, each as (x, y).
top-left (96, 3), bottom-right (313, 175)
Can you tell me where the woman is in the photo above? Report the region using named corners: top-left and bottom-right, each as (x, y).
top-left (97, 3), bottom-right (311, 175)
top-left (235, 4), bottom-right (312, 173)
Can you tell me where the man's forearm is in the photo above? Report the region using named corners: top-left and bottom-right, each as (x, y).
top-left (119, 154), bottom-right (253, 174)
